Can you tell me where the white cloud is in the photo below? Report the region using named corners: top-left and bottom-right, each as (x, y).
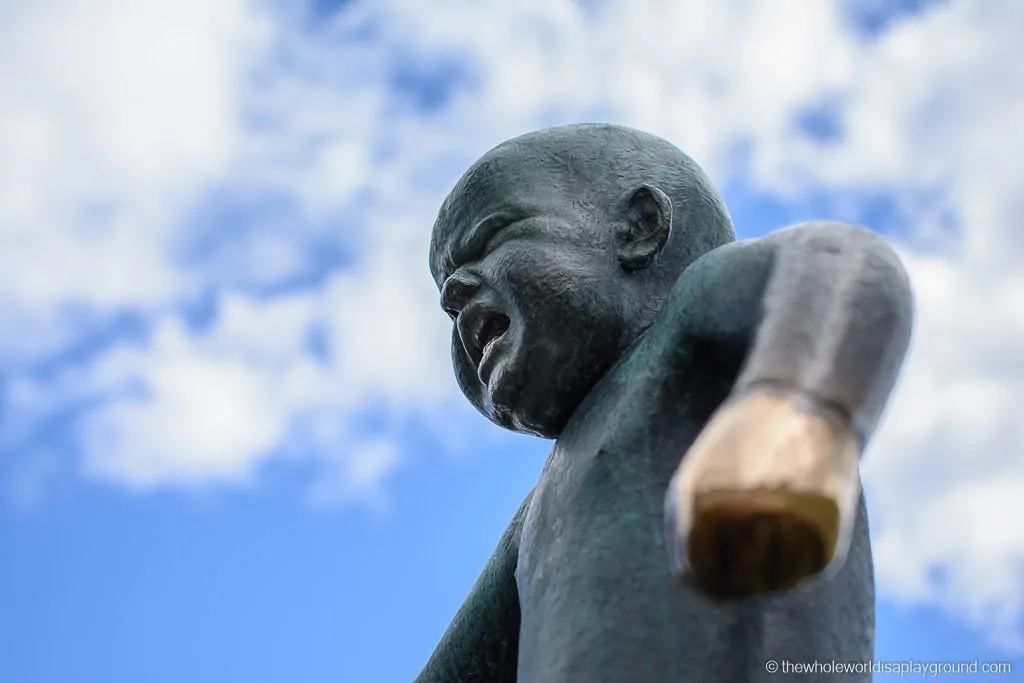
top-left (309, 437), bottom-right (401, 510)
top-left (864, 252), bottom-right (1024, 646)
top-left (1, 0), bottom-right (1021, 647)
top-left (67, 234), bottom-right (455, 492)
top-left (80, 317), bottom-right (291, 488)
top-left (0, 0), bottom-right (271, 358)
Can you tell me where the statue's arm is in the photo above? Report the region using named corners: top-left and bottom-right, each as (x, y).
top-left (657, 221), bottom-right (913, 601)
top-left (660, 220), bottom-right (914, 446)
top-left (415, 493), bottom-right (531, 683)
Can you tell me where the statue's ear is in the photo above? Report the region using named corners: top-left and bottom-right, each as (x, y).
top-left (616, 184), bottom-right (673, 273)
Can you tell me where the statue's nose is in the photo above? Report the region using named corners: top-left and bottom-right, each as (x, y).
top-left (440, 271), bottom-right (481, 316)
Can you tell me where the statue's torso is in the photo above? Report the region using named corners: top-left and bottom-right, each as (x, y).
top-left (514, 339), bottom-right (875, 683)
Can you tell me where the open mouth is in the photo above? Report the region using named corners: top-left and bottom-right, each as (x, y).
top-left (475, 313), bottom-right (510, 384)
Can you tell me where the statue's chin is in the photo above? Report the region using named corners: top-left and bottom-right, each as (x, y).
top-left (492, 391), bottom-right (575, 440)
top-left (477, 344), bottom-right (597, 439)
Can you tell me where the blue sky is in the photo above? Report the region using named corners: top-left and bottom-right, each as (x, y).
top-left (2, 1), bottom-right (1023, 681)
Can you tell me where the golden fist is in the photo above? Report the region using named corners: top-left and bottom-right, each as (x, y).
top-left (664, 391), bottom-right (861, 600)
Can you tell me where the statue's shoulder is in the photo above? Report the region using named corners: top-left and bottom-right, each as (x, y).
top-left (638, 239), bottom-right (773, 359)
top-left (507, 488), bottom-right (535, 547)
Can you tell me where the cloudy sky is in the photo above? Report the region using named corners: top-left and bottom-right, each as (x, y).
top-left (1, 0), bottom-right (1022, 680)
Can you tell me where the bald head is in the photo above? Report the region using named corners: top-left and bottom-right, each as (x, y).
top-left (430, 123), bottom-right (736, 287)
top-left (429, 124), bottom-right (737, 437)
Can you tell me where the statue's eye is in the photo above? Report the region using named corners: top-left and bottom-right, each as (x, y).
top-left (481, 225), bottom-right (511, 256)
top-left (469, 215), bottom-right (523, 262)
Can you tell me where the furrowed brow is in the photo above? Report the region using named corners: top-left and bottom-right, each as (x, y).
top-left (449, 212), bottom-right (522, 272)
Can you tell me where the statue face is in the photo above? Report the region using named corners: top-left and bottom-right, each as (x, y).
top-left (430, 154), bottom-right (637, 438)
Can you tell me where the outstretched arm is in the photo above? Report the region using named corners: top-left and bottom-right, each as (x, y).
top-left (416, 493), bottom-right (531, 683)
top-left (659, 221), bottom-right (913, 599)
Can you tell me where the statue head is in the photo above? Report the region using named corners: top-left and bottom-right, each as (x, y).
top-left (429, 123), bottom-right (736, 438)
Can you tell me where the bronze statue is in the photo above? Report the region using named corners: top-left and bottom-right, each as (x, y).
top-left (418, 124), bottom-right (913, 682)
